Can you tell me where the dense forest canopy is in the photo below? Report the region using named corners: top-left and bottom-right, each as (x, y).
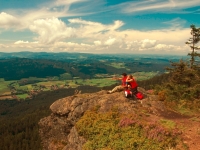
top-left (0, 52), bottom-right (185, 80)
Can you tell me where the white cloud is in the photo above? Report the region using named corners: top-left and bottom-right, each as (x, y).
top-left (154, 44), bottom-right (188, 52)
top-left (121, 0), bottom-right (200, 14)
top-left (120, 28), bottom-right (190, 46)
top-left (104, 37), bottom-right (116, 46)
top-left (68, 18), bottom-right (124, 39)
top-left (94, 40), bottom-right (101, 46)
top-left (163, 18), bottom-right (187, 29)
top-left (29, 17), bottom-right (75, 44)
top-left (141, 39), bottom-right (157, 49)
top-left (108, 20), bottom-right (124, 31)
top-left (0, 43), bottom-right (8, 48)
top-left (0, 0), bottom-right (197, 55)
top-left (0, 16), bottom-right (192, 54)
top-left (14, 40), bottom-right (29, 44)
top-left (53, 41), bottom-right (92, 51)
top-left (0, 0), bottom-right (98, 31)
top-left (69, 19), bottom-right (124, 31)
top-left (54, 0), bottom-right (85, 6)
top-left (0, 12), bottom-right (22, 29)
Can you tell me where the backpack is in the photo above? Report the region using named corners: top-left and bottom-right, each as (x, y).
top-left (124, 89), bottom-right (132, 98)
top-left (135, 92), bottom-right (144, 100)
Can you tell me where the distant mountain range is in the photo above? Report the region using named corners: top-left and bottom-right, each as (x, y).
top-left (0, 51), bottom-right (188, 60)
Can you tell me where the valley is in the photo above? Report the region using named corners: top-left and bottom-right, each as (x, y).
top-left (0, 52), bottom-right (193, 150)
top-left (0, 52), bottom-right (180, 101)
top-left (0, 71), bottom-right (158, 100)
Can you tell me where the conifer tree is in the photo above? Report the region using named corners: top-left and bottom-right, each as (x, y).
top-left (166, 60), bottom-right (195, 87)
top-left (186, 25), bottom-right (200, 68)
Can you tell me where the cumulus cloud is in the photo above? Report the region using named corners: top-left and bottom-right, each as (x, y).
top-left (0, 12), bottom-right (22, 29)
top-left (53, 42), bottom-right (92, 51)
top-left (154, 44), bottom-right (187, 52)
top-left (94, 40), bottom-right (101, 46)
top-left (0, 15), bottom-right (191, 54)
top-left (104, 37), bottom-right (116, 46)
top-left (29, 17), bottom-right (75, 44)
top-left (0, 0), bottom-right (196, 55)
top-left (14, 40), bottom-right (29, 44)
top-left (141, 39), bottom-right (157, 49)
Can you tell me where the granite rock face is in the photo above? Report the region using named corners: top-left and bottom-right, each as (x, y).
top-left (39, 88), bottom-right (159, 150)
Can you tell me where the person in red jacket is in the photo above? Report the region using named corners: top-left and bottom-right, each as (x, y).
top-left (126, 74), bottom-right (138, 95)
top-left (107, 73), bottom-right (128, 94)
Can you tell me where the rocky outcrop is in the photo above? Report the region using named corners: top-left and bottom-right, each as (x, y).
top-left (39, 88), bottom-right (160, 150)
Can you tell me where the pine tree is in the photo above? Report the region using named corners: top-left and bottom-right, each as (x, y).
top-left (166, 60), bottom-right (195, 87)
top-left (164, 59), bottom-right (200, 100)
top-left (186, 25), bottom-right (200, 69)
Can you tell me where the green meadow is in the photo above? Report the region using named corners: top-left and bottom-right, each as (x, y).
top-left (108, 62), bottom-right (127, 69)
top-left (132, 71), bottom-right (159, 80)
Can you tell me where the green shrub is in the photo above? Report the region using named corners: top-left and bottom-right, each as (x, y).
top-left (76, 110), bottom-right (183, 150)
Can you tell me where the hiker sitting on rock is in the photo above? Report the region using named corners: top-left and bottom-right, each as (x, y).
top-left (126, 74), bottom-right (138, 95)
top-left (107, 73), bottom-right (128, 94)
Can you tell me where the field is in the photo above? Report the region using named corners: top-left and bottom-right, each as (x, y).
top-left (108, 62), bottom-right (128, 69)
top-left (0, 79), bottom-right (14, 95)
top-left (74, 78), bottom-right (118, 87)
top-left (132, 71), bottom-right (158, 80)
top-left (0, 71), bottom-right (158, 100)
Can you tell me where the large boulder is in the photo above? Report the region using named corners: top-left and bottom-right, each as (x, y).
top-left (39, 89), bottom-right (160, 150)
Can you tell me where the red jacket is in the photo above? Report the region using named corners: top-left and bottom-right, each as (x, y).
top-left (122, 76), bottom-right (127, 86)
top-left (130, 78), bottom-right (138, 89)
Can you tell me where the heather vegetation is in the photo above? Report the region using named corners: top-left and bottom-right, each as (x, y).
top-left (76, 109), bottom-right (184, 150)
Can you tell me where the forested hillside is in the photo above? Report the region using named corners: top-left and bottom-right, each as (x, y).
top-left (0, 86), bottom-right (105, 150)
top-left (0, 53), bottom-right (183, 80)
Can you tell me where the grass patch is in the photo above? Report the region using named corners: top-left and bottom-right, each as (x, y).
top-left (176, 107), bottom-right (193, 116)
top-left (159, 119), bottom-right (176, 129)
top-left (17, 94), bottom-right (29, 99)
top-left (0, 80), bottom-right (13, 94)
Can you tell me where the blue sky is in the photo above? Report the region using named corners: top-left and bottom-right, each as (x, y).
top-left (0, 0), bottom-right (200, 55)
